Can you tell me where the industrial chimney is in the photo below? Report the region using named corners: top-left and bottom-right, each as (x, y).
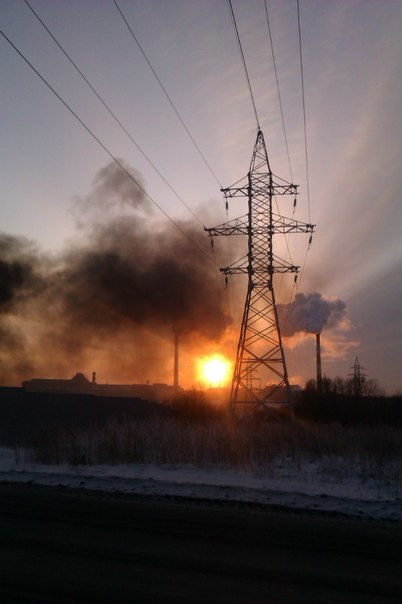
top-left (173, 331), bottom-right (179, 389)
top-left (316, 333), bottom-right (323, 395)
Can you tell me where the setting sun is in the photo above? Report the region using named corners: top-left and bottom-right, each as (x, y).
top-left (197, 355), bottom-right (232, 387)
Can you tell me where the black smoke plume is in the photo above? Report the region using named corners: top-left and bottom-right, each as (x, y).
top-left (0, 235), bottom-right (43, 309)
top-left (0, 161), bottom-right (231, 384)
top-left (277, 292), bottom-right (346, 337)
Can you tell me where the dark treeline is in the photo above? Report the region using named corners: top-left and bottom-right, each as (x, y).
top-left (168, 388), bottom-right (402, 428)
top-left (304, 375), bottom-right (386, 398)
top-left (0, 388), bottom-right (169, 446)
top-left (1, 386), bottom-right (401, 449)
top-left (295, 380), bottom-right (402, 427)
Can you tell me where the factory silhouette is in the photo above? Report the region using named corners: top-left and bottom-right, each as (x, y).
top-left (22, 371), bottom-right (177, 402)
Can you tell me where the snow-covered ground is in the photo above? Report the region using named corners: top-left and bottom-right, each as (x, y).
top-left (0, 448), bottom-right (400, 522)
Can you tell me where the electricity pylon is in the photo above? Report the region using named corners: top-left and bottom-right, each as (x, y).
top-left (206, 130), bottom-right (314, 419)
top-left (349, 357), bottom-right (366, 398)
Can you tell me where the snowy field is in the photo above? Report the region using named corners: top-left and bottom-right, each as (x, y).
top-left (1, 447), bottom-right (401, 522)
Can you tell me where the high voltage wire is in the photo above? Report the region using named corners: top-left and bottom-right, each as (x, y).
top-left (112, 0), bottom-right (230, 301)
top-left (263, 0), bottom-right (296, 302)
top-left (227, 0), bottom-right (260, 131)
top-left (9, 1), bottom-right (313, 298)
top-left (0, 28), bottom-right (213, 264)
top-left (224, 0), bottom-right (314, 326)
top-left (291, 0), bottom-right (314, 297)
top-left (264, 0), bottom-right (315, 302)
top-left (263, 0), bottom-right (293, 183)
top-left (225, 0), bottom-right (313, 314)
top-left (297, 0), bottom-right (311, 224)
top-left (113, 0), bottom-right (222, 190)
top-left (23, 0), bottom-right (205, 229)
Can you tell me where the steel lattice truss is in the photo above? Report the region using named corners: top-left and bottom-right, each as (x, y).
top-left (206, 130), bottom-right (314, 418)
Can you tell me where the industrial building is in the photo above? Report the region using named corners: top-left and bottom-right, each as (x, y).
top-left (22, 372), bottom-right (177, 403)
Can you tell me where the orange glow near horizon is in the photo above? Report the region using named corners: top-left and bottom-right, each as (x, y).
top-left (197, 354), bottom-right (232, 387)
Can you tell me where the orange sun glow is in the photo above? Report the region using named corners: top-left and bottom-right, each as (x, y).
top-left (197, 355), bottom-right (231, 387)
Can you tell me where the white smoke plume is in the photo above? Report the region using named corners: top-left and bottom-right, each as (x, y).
top-left (278, 292), bottom-right (347, 337)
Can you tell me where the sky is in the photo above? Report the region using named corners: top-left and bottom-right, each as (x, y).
top-left (0, 0), bottom-right (401, 393)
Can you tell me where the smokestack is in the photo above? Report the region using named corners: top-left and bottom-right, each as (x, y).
top-left (173, 331), bottom-right (179, 389)
top-left (316, 333), bottom-right (322, 394)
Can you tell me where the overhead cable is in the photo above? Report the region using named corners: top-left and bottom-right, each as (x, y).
top-left (23, 0), bottom-right (205, 228)
top-left (113, 0), bottom-right (222, 189)
top-left (297, 0), bottom-right (311, 223)
top-left (263, 0), bottom-right (293, 183)
top-left (0, 29), bottom-right (212, 263)
top-left (226, 0), bottom-right (260, 130)
top-left (291, 0), bottom-right (314, 293)
top-left (263, 0), bottom-right (295, 297)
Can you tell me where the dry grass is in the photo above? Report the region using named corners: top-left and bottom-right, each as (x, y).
top-left (29, 417), bottom-right (402, 491)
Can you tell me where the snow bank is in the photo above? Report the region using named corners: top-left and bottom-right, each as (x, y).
top-left (0, 448), bottom-right (400, 521)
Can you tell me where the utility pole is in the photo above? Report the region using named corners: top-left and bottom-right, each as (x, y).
top-left (206, 130), bottom-right (314, 419)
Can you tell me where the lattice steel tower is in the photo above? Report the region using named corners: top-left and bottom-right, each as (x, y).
top-left (206, 130), bottom-right (314, 418)
top-left (349, 357), bottom-right (366, 398)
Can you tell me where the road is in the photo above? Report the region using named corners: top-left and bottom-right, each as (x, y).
top-left (0, 483), bottom-right (401, 603)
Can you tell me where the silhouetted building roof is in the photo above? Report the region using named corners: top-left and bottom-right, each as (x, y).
top-left (22, 373), bottom-right (177, 402)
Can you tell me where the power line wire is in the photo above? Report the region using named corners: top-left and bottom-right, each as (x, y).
top-left (226, 0), bottom-right (260, 130)
top-left (290, 0), bottom-right (314, 295)
top-left (23, 0), bottom-right (205, 228)
top-left (273, 194), bottom-right (294, 300)
top-left (0, 28), bottom-right (212, 263)
top-left (297, 0), bottom-right (311, 223)
top-left (113, 0), bottom-right (222, 189)
top-left (263, 0), bottom-right (296, 299)
top-left (296, 243), bottom-right (311, 291)
top-left (263, 0), bottom-right (293, 183)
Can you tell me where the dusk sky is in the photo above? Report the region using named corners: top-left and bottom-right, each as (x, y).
top-left (1, 0), bottom-right (401, 393)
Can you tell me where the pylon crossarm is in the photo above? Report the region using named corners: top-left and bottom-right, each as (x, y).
top-left (205, 215), bottom-right (313, 238)
top-left (271, 183), bottom-right (298, 196)
top-left (221, 184), bottom-right (249, 199)
top-left (222, 253), bottom-right (299, 275)
top-left (272, 254), bottom-right (299, 273)
top-left (204, 215), bottom-right (249, 236)
top-left (220, 256), bottom-right (249, 274)
top-left (221, 261), bottom-right (298, 278)
top-left (221, 181), bottom-right (297, 200)
top-left (272, 213), bottom-right (314, 233)
top-left (250, 216), bottom-right (314, 235)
